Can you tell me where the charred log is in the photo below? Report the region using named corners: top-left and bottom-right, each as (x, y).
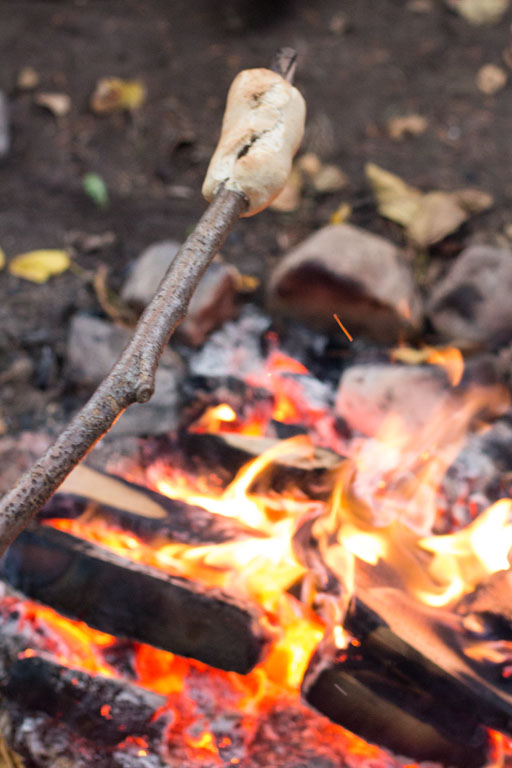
top-left (1, 526), bottom-right (269, 673)
top-left (180, 431), bottom-right (340, 499)
top-left (303, 643), bottom-right (488, 768)
top-left (303, 583), bottom-right (512, 767)
top-left (38, 464), bottom-right (261, 544)
top-left (2, 654), bottom-right (166, 747)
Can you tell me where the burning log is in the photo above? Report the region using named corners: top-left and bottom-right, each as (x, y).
top-left (1, 526), bottom-right (269, 673)
top-left (180, 431), bottom-right (340, 499)
top-left (39, 464), bottom-right (261, 544)
top-left (3, 654), bottom-right (166, 747)
top-left (303, 583), bottom-right (512, 767)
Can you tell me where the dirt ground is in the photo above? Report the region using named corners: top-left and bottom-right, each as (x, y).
top-left (1, 0), bottom-right (512, 433)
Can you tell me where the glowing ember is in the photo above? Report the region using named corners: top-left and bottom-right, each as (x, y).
top-left (10, 338), bottom-right (512, 765)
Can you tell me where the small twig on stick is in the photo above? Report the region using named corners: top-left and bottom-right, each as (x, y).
top-left (0, 49), bottom-right (303, 556)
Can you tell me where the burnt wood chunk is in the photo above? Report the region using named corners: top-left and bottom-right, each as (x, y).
top-left (303, 583), bottom-right (512, 767)
top-left (3, 654), bottom-right (166, 746)
top-left (181, 432), bottom-right (341, 499)
top-left (38, 464), bottom-right (260, 544)
top-left (1, 526), bottom-right (269, 673)
top-left (303, 644), bottom-right (488, 768)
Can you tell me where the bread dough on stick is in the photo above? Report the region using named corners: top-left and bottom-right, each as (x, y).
top-left (202, 68), bottom-right (306, 217)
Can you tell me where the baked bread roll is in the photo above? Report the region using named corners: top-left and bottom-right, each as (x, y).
top-left (202, 68), bottom-right (306, 217)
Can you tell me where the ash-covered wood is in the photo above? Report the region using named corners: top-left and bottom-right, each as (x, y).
top-left (3, 654), bottom-right (166, 746)
top-left (1, 526), bottom-right (269, 673)
top-left (303, 582), bottom-right (512, 767)
top-left (39, 464), bottom-right (261, 544)
top-left (180, 431), bottom-right (340, 498)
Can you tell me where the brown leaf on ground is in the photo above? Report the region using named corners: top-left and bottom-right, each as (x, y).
top-left (446, 0), bottom-right (509, 24)
top-left (365, 163), bottom-right (422, 227)
top-left (366, 164), bottom-right (493, 247)
top-left (34, 92), bottom-right (71, 116)
top-left (387, 114), bottom-right (428, 140)
top-left (407, 191), bottom-right (468, 248)
top-left (476, 63), bottom-right (508, 93)
top-left (17, 66), bottom-right (39, 90)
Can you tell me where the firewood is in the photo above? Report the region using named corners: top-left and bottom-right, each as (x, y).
top-left (1, 526), bottom-right (269, 674)
top-left (180, 431), bottom-right (341, 499)
top-left (303, 582), bottom-right (512, 767)
top-left (3, 654), bottom-right (166, 747)
top-left (39, 464), bottom-right (262, 545)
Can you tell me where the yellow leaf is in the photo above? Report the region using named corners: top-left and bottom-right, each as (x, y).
top-left (0, 247), bottom-right (5, 270)
top-left (9, 250), bottom-right (71, 283)
top-left (365, 162), bottom-right (422, 226)
top-left (329, 202), bottom-right (352, 225)
top-left (91, 77), bottom-right (146, 114)
top-left (391, 347), bottom-right (429, 365)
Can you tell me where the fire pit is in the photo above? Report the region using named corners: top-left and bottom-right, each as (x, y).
top-left (1, 325), bottom-right (512, 768)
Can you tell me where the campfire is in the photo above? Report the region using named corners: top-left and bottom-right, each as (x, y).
top-left (1, 334), bottom-right (512, 768)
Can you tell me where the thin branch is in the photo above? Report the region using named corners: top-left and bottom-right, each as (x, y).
top-left (0, 48), bottom-right (299, 556)
top-left (0, 187), bottom-right (247, 555)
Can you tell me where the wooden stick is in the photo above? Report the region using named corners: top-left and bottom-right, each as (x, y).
top-left (0, 188), bottom-right (247, 556)
top-left (0, 49), bottom-right (299, 557)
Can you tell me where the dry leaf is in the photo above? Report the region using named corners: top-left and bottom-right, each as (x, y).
top-left (391, 347), bottom-right (429, 365)
top-left (476, 63), bottom-right (508, 94)
top-left (329, 202), bottom-right (352, 225)
top-left (35, 92), bottom-right (71, 117)
top-left (446, 0), bottom-right (509, 24)
top-left (91, 77), bottom-right (146, 114)
top-left (407, 191), bottom-right (468, 247)
top-left (9, 249), bottom-right (71, 283)
top-left (0, 247), bottom-right (5, 271)
top-left (387, 114), bottom-right (427, 140)
top-left (17, 66), bottom-right (39, 90)
top-left (365, 162), bottom-right (422, 227)
top-left (452, 187), bottom-right (493, 213)
top-left (367, 163), bottom-right (492, 247)
top-left (311, 164), bottom-right (348, 193)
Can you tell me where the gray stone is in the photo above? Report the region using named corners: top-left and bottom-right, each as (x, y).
top-left (267, 224), bottom-right (422, 344)
top-left (336, 362), bottom-right (451, 436)
top-left (121, 240), bottom-right (181, 309)
top-left (336, 356), bottom-right (509, 437)
top-left (428, 245), bottom-right (512, 345)
top-left (66, 314), bottom-right (184, 437)
top-left (0, 91), bottom-right (10, 158)
top-left (66, 315), bottom-right (132, 388)
top-left (122, 240), bottom-right (239, 346)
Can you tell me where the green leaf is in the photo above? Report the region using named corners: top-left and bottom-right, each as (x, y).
top-left (83, 173), bottom-right (109, 208)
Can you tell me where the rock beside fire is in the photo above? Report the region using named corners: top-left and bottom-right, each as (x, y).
top-left (336, 356), bottom-right (510, 437)
top-left (121, 239), bottom-right (239, 346)
top-left (267, 224), bottom-right (422, 343)
top-left (428, 245), bottom-right (512, 346)
top-left (66, 314), bottom-right (184, 437)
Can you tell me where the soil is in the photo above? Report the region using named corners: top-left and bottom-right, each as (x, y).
top-left (1, 0), bottom-right (512, 433)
